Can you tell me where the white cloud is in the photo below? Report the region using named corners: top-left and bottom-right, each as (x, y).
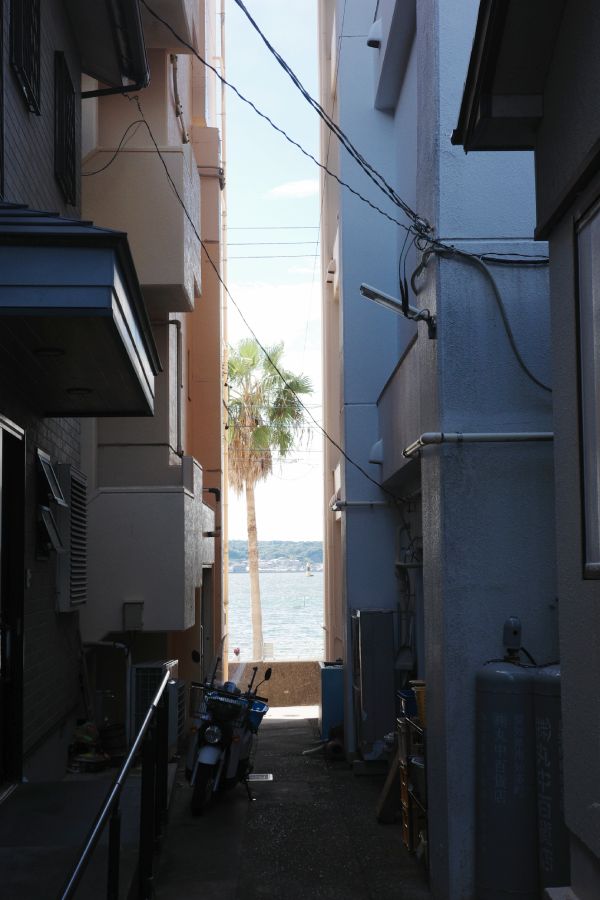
top-left (267, 179), bottom-right (319, 199)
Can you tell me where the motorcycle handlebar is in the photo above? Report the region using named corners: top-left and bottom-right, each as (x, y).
top-left (253, 694), bottom-right (268, 703)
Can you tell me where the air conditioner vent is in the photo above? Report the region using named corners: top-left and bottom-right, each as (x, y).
top-left (130, 660), bottom-right (179, 742)
top-left (69, 472), bottom-right (87, 604)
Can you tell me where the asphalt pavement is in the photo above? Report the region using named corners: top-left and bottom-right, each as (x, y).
top-left (153, 707), bottom-right (431, 900)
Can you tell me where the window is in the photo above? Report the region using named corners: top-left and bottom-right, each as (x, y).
top-left (54, 52), bottom-right (76, 206)
top-left (38, 506), bottom-right (64, 555)
top-left (577, 198), bottom-right (600, 575)
top-left (37, 448), bottom-right (67, 507)
top-left (10, 0), bottom-right (41, 114)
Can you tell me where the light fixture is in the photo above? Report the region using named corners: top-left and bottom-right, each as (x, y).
top-left (359, 283), bottom-right (436, 338)
top-left (367, 19), bottom-right (382, 48)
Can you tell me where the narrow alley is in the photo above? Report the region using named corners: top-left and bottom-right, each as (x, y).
top-left (154, 708), bottom-right (430, 900)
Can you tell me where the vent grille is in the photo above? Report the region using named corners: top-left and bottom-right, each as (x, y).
top-left (69, 472), bottom-right (87, 605)
top-left (56, 464), bottom-right (87, 611)
top-left (131, 661), bottom-right (179, 740)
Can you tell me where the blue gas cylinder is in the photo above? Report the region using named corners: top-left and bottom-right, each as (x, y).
top-left (533, 665), bottom-right (570, 889)
top-left (476, 661), bottom-right (538, 899)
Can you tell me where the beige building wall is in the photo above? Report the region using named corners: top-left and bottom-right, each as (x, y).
top-left (319, 0), bottom-right (344, 663)
top-left (79, 3), bottom-right (224, 684)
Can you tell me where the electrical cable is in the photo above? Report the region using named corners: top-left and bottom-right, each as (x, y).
top-left (81, 119), bottom-right (145, 176)
top-left (521, 646), bottom-right (538, 667)
top-left (231, 0), bottom-right (424, 228)
top-left (226, 253), bottom-right (319, 260)
top-left (127, 96), bottom-right (405, 507)
top-left (228, 241), bottom-right (320, 246)
top-left (227, 226), bottom-right (319, 230)
top-left (140, 0), bottom-right (415, 236)
top-left (140, 3), bottom-right (550, 278)
top-left (432, 246), bottom-right (552, 393)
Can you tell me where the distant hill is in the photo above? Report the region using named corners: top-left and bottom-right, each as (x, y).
top-left (229, 540), bottom-right (323, 564)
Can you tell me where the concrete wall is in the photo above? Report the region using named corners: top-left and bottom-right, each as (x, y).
top-left (519, 3), bottom-right (600, 893)
top-left (235, 661), bottom-right (321, 707)
top-left (410, 5), bottom-right (552, 896)
top-left (320, 0), bottom-right (412, 757)
top-left (544, 179), bottom-right (600, 896)
top-left (321, 0), bottom-right (556, 896)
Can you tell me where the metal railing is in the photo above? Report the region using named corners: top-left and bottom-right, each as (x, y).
top-left (58, 670), bottom-right (171, 900)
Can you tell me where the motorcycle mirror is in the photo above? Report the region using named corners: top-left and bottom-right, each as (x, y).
top-left (191, 649), bottom-right (201, 664)
top-left (264, 667), bottom-right (272, 681)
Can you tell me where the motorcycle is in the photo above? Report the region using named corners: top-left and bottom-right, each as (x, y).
top-left (186, 643), bottom-right (272, 814)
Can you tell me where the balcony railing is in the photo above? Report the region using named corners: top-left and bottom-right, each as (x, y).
top-left (58, 671), bottom-right (170, 900)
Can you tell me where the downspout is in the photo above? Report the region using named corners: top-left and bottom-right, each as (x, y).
top-left (170, 54), bottom-right (190, 143)
top-left (403, 431), bottom-right (554, 458)
top-left (81, 74), bottom-right (149, 99)
top-left (219, 0), bottom-right (230, 681)
top-left (169, 320), bottom-right (184, 456)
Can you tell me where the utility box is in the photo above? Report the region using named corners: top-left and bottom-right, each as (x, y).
top-left (351, 609), bottom-right (396, 759)
top-left (319, 662), bottom-right (344, 740)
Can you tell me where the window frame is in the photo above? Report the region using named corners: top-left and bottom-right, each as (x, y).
top-left (575, 195), bottom-right (600, 577)
top-left (54, 51), bottom-right (76, 207)
top-left (10, 0), bottom-right (41, 115)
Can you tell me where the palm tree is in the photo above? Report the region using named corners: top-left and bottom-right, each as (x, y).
top-left (227, 338), bottom-right (312, 660)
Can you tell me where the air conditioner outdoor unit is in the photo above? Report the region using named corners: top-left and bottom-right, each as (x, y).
top-left (130, 660), bottom-right (179, 745)
top-left (55, 464), bottom-right (87, 612)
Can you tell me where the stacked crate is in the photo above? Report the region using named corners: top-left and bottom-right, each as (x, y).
top-left (398, 714), bottom-right (428, 862)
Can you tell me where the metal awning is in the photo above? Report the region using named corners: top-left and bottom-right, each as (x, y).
top-left (0, 204), bottom-right (161, 416)
top-left (451, 0), bottom-right (565, 151)
top-left (64, 0), bottom-right (149, 90)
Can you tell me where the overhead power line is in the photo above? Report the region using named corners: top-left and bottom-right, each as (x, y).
top-left (231, 0), bottom-right (427, 231)
top-left (126, 96), bottom-right (398, 502)
top-left (140, 0), bottom-right (415, 236)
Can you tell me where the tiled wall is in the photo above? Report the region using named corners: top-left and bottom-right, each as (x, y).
top-left (3, 0), bottom-right (81, 214)
top-left (2, 0), bottom-right (84, 773)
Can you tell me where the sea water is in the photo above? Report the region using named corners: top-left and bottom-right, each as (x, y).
top-left (227, 571), bottom-right (324, 661)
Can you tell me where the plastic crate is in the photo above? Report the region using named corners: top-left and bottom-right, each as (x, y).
top-left (248, 699), bottom-right (268, 732)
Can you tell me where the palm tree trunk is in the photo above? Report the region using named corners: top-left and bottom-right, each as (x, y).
top-left (245, 480), bottom-right (264, 660)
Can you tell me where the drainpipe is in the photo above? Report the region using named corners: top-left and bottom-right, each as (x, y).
top-left (81, 74), bottom-right (150, 99)
top-left (170, 54), bottom-right (190, 143)
top-left (331, 500), bottom-right (393, 510)
top-left (403, 431), bottom-right (554, 459)
top-left (169, 320), bottom-right (184, 456)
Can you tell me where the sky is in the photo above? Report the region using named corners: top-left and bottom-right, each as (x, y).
top-left (223, 0), bottom-right (323, 542)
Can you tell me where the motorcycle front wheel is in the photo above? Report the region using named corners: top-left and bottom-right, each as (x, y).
top-left (190, 762), bottom-right (216, 815)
